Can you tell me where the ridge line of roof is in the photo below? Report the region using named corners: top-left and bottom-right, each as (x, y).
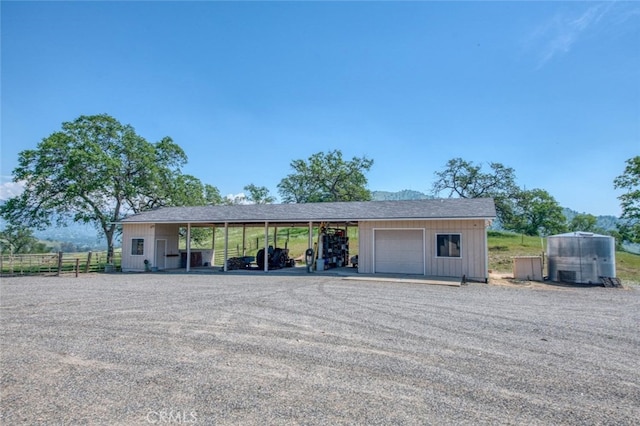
top-left (119, 198), bottom-right (497, 224)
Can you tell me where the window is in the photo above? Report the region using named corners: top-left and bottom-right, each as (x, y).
top-left (131, 238), bottom-right (144, 256)
top-left (436, 234), bottom-right (461, 257)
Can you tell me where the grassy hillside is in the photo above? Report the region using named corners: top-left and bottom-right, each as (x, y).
top-left (487, 230), bottom-right (547, 272)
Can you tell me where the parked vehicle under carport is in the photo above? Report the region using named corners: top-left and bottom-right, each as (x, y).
top-left (256, 246), bottom-right (296, 270)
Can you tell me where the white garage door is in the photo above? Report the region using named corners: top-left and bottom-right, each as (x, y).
top-left (374, 229), bottom-right (424, 274)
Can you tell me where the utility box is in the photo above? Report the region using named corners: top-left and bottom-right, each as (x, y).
top-left (513, 256), bottom-right (543, 281)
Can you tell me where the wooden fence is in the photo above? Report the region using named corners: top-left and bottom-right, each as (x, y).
top-left (0, 251), bottom-right (122, 277)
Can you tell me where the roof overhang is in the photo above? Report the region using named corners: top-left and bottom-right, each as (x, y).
top-left (118, 198), bottom-right (497, 227)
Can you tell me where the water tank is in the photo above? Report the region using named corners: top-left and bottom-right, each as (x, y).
top-left (547, 232), bottom-right (616, 284)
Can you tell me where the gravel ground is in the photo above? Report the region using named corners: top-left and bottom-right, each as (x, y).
top-left (1, 273), bottom-right (639, 425)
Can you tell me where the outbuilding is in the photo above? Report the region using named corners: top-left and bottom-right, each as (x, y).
top-left (119, 198), bottom-right (496, 281)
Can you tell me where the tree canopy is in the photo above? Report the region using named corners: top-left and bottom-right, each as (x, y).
top-left (431, 158), bottom-right (518, 224)
top-left (0, 224), bottom-right (49, 254)
top-left (277, 150), bottom-right (374, 203)
top-left (243, 184), bottom-right (276, 204)
top-left (503, 188), bottom-right (567, 236)
top-left (614, 155), bottom-right (640, 243)
top-left (0, 114), bottom-right (219, 259)
top-left (568, 213), bottom-right (599, 233)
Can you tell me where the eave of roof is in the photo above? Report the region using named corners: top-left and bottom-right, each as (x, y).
top-left (119, 198), bottom-right (496, 225)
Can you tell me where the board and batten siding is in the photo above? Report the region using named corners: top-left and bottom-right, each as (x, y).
top-left (358, 219), bottom-right (489, 281)
top-left (154, 224), bottom-right (181, 269)
top-left (121, 223), bottom-right (156, 272)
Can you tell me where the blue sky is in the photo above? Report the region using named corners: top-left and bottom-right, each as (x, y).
top-left (1, 1), bottom-right (638, 217)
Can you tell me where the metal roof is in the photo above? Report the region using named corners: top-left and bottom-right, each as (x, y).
top-left (548, 232), bottom-right (612, 238)
top-left (119, 198), bottom-right (496, 225)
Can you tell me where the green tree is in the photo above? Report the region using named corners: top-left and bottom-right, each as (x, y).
top-left (568, 213), bottom-right (598, 233)
top-left (613, 156), bottom-right (640, 243)
top-left (168, 175), bottom-right (223, 207)
top-left (0, 114), bottom-right (219, 261)
top-left (244, 184), bottom-right (276, 204)
top-left (0, 224), bottom-right (51, 254)
top-left (175, 178), bottom-right (223, 246)
top-left (504, 188), bottom-right (567, 236)
top-left (431, 158), bottom-right (518, 224)
top-left (278, 150), bottom-right (374, 203)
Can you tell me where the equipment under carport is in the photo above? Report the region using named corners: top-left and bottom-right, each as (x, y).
top-left (226, 256), bottom-right (255, 270)
top-left (316, 227), bottom-right (350, 270)
top-left (256, 246), bottom-right (295, 270)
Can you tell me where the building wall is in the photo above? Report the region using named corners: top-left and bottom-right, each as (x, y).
top-left (154, 224), bottom-right (181, 269)
top-left (122, 223), bottom-right (213, 271)
top-left (358, 219), bottom-right (489, 280)
top-left (121, 223), bottom-right (156, 272)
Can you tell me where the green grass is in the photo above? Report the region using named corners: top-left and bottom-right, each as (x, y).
top-left (614, 251), bottom-right (640, 284)
top-left (184, 226), bottom-right (359, 264)
top-left (0, 249), bottom-right (122, 275)
top-left (487, 230), bottom-right (547, 273)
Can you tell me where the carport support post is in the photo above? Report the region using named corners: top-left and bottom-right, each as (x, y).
top-left (223, 222), bottom-right (229, 272)
top-left (308, 222), bottom-right (313, 252)
top-left (485, 220), bottom-right (490, 283)
top-left (84, 251), bottom-right (92, 273)
top-left (242, 225), bottom-right (246, 256)
top-left (263, 222), bottom-right (269, 272)
top-left (211, 226), bottom-right (216, 266)
top-left (186, 223), bottom-right (191, 273)
top-left (317, 225), bottom-right (324, 271)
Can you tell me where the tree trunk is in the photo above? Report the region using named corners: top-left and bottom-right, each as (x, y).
top-left (104, 225), bottom-right (115, 264)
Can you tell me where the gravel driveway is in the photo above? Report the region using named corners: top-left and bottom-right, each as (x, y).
top-left (1, 273), bottom-right (639, 425)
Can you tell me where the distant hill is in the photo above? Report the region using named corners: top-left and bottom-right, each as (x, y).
top-left (33, 223), bottom-right (107, 250)
top-left (0, 201), bottom-right (108, 250)
top-left (562, 208), bottom-right (619, 232)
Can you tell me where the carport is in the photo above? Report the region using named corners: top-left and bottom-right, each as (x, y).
top-left (119, 198), bottom-right (496, 281)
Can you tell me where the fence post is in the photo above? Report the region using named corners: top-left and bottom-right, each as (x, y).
top-left (75, 258), bottom-right (80, 278)
top-left (85, 252), bottom-right (92, 273)
top-left (57, 251), bottom-right (63, 276)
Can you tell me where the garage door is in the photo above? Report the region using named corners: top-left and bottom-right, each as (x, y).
top-left (374, 229), bottom-right (424, 274)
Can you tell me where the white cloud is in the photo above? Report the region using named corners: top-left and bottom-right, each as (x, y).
top-left (0, 179), bottom-right (25, 201)
top-left (528, 2), bottom-right (616, 69)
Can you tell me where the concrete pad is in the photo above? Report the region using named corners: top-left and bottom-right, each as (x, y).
top-left (342, 275), bottom-right (461, 287)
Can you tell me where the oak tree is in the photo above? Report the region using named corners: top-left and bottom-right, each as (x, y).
top-left (504, 188), bottom-right (567, 236)
top-left (244, 184), bottom-right (276, 204)
top-left (0, 224), bottom-right (49, 254)
top-left (278, 150), bottom-right (374, 203)
top-left (614, 156), bottom-right (640, 242)
top-left (431, 158), bottom-right (518, 224)
top-left (568, 213), bottom-right (599, 233)
top-left (0, 114), bottom-right (218, 260)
